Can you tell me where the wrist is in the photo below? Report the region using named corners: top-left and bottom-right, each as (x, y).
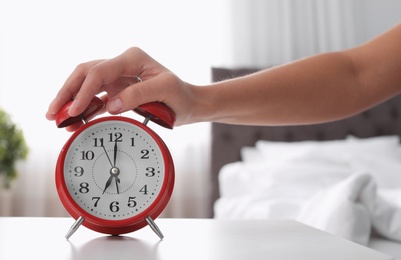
top-left (189, 83), bottom-right (230, 124)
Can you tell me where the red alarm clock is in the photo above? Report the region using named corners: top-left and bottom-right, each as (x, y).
top-left (55, 96), bottom-right (175, 240)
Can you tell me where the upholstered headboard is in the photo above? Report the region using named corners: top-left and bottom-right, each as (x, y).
top-left (208, 67), bottom-right (401, 217)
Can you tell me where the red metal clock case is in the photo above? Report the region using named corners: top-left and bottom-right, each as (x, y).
top-left (55, 116), bottom-right (175, 235)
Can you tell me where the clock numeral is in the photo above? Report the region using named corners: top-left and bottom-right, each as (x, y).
top-left (130, 137), bottom-right (135, 147)
top-left (140, 185), bottom-right (148, 195)
top-left (128, 197), bottom-right (137, 208)
top-left (141, 149), bottom-right (150, 159)
top-left (93, 138), bottom-right (104, 147)
top-left (109, 132), bottom-right (123, 142)
top-left (81, 150), bottom-right (95, 160)
top-left (74, 166), bottom-right (84, 177)
top-left (92, 197), bottom-right (100, 207)
top-left (145, 167), bottom-right (155, 177)
top-left (110, 201), bottom-right (120, 212)
top-left (79, 182), bottom-right (89, 193)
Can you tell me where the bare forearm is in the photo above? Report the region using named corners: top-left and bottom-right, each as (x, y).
top-left (193, 50), bottom-right (399, 126)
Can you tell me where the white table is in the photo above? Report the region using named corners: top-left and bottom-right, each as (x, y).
top-left (0, 217), bottom-right (393, 260)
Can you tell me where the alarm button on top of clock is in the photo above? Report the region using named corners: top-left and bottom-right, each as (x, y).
top-left (56, 96), bottom-right (104, 128)
top-left (134, 102), bottom-right (176, 129)
top-left (56, 96), bottom-right (176, 130)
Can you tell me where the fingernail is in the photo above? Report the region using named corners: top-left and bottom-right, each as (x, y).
top-left (108, 98), bottom-right (123, 113)
top-left (68, 100), bottom-right (77, 116)
top-left (48, 96), bottom-right (62, 114)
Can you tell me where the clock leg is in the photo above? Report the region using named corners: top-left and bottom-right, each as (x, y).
top-left (65, 216), bottom-right (85, 240)
top-left (145, 217), bottom-right (164, 240)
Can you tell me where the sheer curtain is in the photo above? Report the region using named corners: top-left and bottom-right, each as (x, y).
top-left (216, 0), bottom-right (367, 69)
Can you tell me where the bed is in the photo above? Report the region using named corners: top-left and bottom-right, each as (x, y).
top-left (210, 67), bottom-right (401, 259)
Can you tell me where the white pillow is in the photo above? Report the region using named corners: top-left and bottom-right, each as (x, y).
top-left (240, 146), bottom-right (266, 163)
top-left (241, 135), bottom-right (401, 189)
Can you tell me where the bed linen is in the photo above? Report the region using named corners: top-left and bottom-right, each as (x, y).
top-left (214, 136), bottom-right (401, 258)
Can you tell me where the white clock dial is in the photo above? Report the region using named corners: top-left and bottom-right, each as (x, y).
top-left (63, 120), bottom-right (165, 220)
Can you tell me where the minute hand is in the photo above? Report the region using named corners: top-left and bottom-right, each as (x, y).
top-left (113, 140), bottom-right (118, 167)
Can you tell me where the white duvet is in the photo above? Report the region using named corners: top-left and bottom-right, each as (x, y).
top-left (214, 136), bottom-right (401, 246)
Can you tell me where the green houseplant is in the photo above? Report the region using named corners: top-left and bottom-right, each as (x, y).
top-left (0, 108), bottom-right (29, 189)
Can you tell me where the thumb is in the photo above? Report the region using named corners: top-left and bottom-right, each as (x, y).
top-left (106, 73), bottom-right (173, 114)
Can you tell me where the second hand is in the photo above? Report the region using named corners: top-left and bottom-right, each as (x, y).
top-left (102, 145), bottom-right (113, 168)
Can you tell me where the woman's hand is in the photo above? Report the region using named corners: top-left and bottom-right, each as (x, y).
top-left (46, 47), bottom-right (199, 131)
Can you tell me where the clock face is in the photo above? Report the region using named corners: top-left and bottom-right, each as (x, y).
top-left (57, 116), bottom-right (172, 229)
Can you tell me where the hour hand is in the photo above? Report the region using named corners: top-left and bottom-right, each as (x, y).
top-left (102, 175), bottom-right (113, 194)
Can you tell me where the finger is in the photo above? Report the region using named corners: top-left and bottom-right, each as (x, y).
top-left (48, 47), bottom-right (161, 120)
top-left (46, 60), bottom-right (103, 119)
top-left (67, 59), bottom-right (120, 117)
top-left (63, 94), bottom-right (109, 132)
top-left (67, 50), bottom-right (145, 117)
top-left (106, 72), bottom-right (177, 114)
top-left (65, 122), bottom-right (84, 132)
